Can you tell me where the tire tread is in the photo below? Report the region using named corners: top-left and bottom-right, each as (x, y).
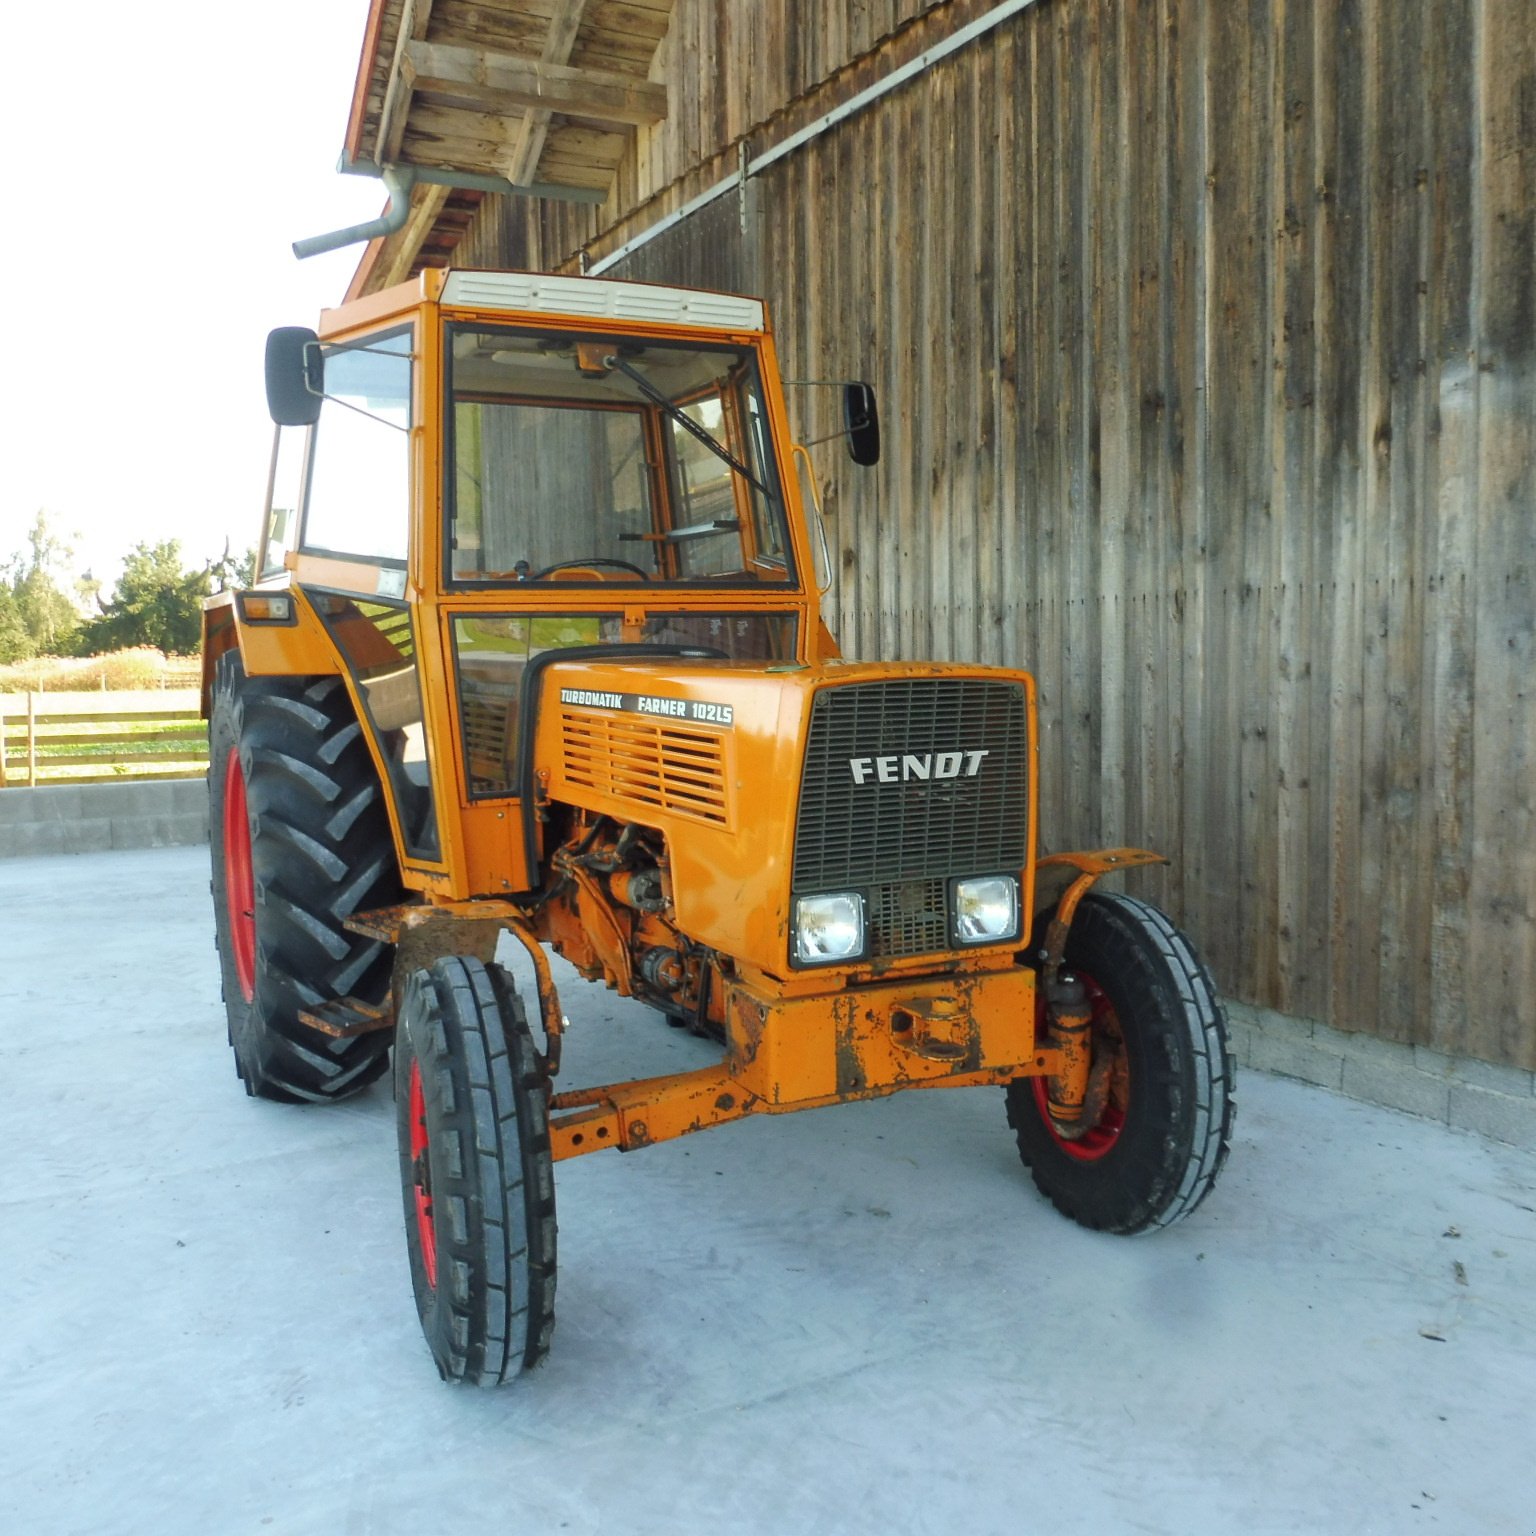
top-left (208, 651), bottom-right (401, 1102)
top-left (396, 958), bottom-right (557, 1385)
top-left (1006, 891), bottom-right (1235, 1234)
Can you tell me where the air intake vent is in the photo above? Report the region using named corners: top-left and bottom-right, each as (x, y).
top-left (560, 709), bottom-right (729, 826)
top-left (793, 679), bottom-right (1028, 959)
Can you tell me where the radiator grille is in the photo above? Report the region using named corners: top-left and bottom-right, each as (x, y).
top-left (793, 679), bottom-right (1028, 959)
top-left (869, 877), bottom-right (950, 959)
top-left (560, 709), bottom-right (729, 825)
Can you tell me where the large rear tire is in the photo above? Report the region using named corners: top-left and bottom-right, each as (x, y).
top-left (1005, 892), bottom-right (1235, 1233)
top-left (396, 957), bottom-right (557, 1385)
top-left (208, 650), bottom-right (402, 1102)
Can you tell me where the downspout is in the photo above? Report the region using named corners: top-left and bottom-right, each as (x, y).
top-left (293, 164), bottom-right (418, 260)
top-left (293, 160), bottom-right (608, 261)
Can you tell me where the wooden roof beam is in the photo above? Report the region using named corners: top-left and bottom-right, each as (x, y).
top-left (375, 0), bottom-right (441, 165)
top-left (401, 40), bottom-right (667, 128)
top-left (505, 0), bottom-right (591, 186)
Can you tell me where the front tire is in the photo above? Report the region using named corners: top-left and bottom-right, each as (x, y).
top-left (396, 958), bottom-right (557, 1385)
top-left (1005, 892), bottom-right (1235, 1233)
top-left (208, 651), bottom-right (402, 1102)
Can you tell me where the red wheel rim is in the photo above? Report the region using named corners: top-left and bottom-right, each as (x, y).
top-left (1033, 972), bottom-right (1128, 1162)
top-left (408, 1060), bottom-right (438, 1290)
top-left (221, 750), bottom-right (257, 1004)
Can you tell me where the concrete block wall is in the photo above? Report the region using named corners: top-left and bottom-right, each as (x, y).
top-left (0, 781), bottom-right (209, 858)
top-left (1227, 1000), bottom-right (1536, 1151)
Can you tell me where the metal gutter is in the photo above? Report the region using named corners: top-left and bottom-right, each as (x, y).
top-left (295, 160), bottom-right (607, 261)
top-left (589, 0), bottom-right (1043, 276)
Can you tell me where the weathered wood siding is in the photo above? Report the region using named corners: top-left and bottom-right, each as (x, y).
top-left (457, 0), bottom-right (1536, 1069)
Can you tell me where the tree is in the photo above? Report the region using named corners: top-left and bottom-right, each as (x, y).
top-left (208, 541), bottom-right (258, 593)
top-left (0, 511), bottom-right (80, 661)
top-left (75, 540), bottom-right (210, 655)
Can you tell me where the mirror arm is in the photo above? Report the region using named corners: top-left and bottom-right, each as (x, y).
top-left (792, 443), bottom-right (834, 596)
top-left (798, 425), bottom-right (864, 449)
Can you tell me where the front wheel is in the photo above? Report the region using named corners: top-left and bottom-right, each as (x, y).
top-left (396, 957), bottom-right (557, 1385)
top-left (1005, 892), bottom-right (1235, 1234)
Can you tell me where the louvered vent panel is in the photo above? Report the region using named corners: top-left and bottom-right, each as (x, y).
top-left (793, 680), bottom-right (1029, 959)
top-left (560, 710), bottom-right (728, 825)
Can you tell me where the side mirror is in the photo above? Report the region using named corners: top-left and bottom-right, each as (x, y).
top-left (843, 382), bottom-right (880, 466)
top-left (265, 326), bottom-right (324, 427)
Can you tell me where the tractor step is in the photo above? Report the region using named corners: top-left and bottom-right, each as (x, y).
top-left (344, 903), bottom-right (422, 945)
top-left (300, 996), bottom-right (394, 1038)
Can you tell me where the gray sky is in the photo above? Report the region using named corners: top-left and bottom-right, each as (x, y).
top-left (0, 1), bottom-right (392, 584)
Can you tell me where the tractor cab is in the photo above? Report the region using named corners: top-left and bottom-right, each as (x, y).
top-left (224, 271), bottom-right (834, 896)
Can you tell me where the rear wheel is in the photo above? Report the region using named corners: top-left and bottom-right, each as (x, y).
top-left (396, 957), bottom-right (557, 1385)
top-left (208, 651), bottom-right (402, 1102)
top-left (1005, 892), bottom-right (1234, 1233)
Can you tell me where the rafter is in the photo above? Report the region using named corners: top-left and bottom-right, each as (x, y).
top-left (376, 183), bottom-right (453, 289)
top-left (401, 40), bottom-right (667, 128)
top-left (374, 0), bottom-right (441, 165)
top-left (505, 0), bottom-right (591, 186)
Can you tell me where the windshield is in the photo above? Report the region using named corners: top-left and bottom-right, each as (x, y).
top-left (446, 325), bottom-right (795, 587)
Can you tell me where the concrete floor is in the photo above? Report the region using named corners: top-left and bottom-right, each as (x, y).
top-left (3, 846), bottom-right (1534, 1536)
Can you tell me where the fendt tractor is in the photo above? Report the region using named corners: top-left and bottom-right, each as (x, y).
top-left (204, 268), bottom-right (1234, 1385)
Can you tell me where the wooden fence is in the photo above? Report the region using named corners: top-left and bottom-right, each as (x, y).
top-left (0, 693), bottom-right (207, 787)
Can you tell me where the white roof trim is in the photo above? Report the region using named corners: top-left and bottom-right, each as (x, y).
top-left (439, 272), bottom-right (764, 333)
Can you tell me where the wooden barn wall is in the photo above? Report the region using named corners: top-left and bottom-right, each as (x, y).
top-left (451, 0), bottom-right (952, 271)
top-left (459, 0), bottom-right (1536, 1070)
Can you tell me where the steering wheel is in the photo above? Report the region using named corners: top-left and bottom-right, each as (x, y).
top-left (531, 558), bottom-right (651, 581)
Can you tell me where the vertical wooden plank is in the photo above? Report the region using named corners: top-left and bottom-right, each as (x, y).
top-left (1312, 0), bottom-right (1368, 1033)
top-left (1030, 1), bottom-right (1067, 847)
top-left (1375, 0), bottom-right (1437, 1046)
top-left (1121, 0), bottom-right (1154, 878)
top-left (1424, 0), bottom-right (1479, 1058)
top-left (968, 33), bottom-right (1000, 667)
top-left (1468, 0), bottom-right (1536, 1068)
top-left (1092, 0), bottom-right (1129, 852)
top-left (876, 76), bottom-right (905, 662)
top-left (1137, 0), bottom-right (1177, 914)
top-left (1058, 0), bottom-right (1098, 848)
top-left (993, 19), bottom-right (1023, 677)
top-left (1270, 0), bottom-right (1312, 1017)
top-left (1167, 0), bottom-right (1214, 956)
top-left (920, 54), bottom-right (953, 662)
top-left (907, 77), bottom-right (938, 662)
top-left (1354, 0), bottom-right (1390, 1036)
top-left (1202, 0), bottom-right (1270, 1000)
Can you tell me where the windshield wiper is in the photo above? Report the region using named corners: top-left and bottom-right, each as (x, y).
top-left (605, 356), bottom-right (771, 497)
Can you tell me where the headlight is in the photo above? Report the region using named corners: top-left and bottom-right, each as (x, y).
top-left (952, 875), bottom-right (1020, 944)
top-left (794, 892), bottom-right (865, 964)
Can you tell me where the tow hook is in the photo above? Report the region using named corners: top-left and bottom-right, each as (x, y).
top-left (1044, 970), bottom-right (1108, 1139)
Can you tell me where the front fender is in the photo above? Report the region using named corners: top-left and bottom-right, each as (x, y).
top-left (1033, 848), bottom-right (1169, 968)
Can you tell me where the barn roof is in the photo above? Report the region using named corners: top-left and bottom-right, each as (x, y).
top-left (340, 0), bottom-right (675, 293)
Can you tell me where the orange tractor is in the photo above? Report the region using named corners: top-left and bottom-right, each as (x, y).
top-left (204, 268), bottom-right (1234, 1385)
